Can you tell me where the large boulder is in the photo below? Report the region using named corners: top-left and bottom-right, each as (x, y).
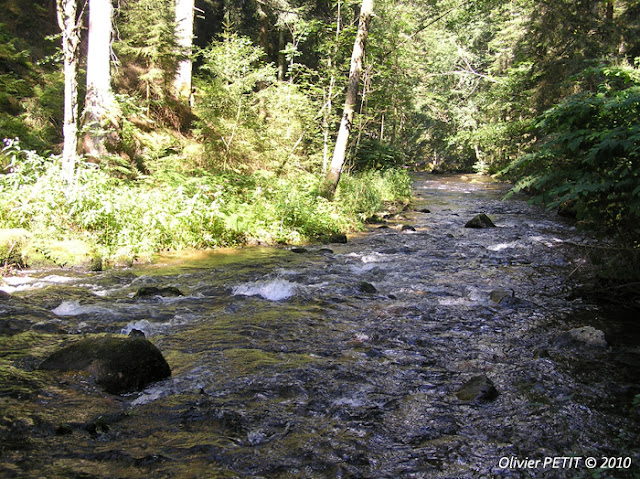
top-left (39, 335), bottom-right (171, 394)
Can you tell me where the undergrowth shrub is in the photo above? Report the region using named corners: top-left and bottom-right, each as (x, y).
top-left (502, 63), bottom-right (640, 240)
top-left (1, 140), bottom-right (412, 263)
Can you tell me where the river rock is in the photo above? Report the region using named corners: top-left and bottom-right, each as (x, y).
top-left (455, 375), bottom-right (499, 402)
top-left (0, 228), bottom-right (29, 267)
top-left (401, 225), bottom-right (416, 232)
top-left (39, 335), bottom-right (171, 394)
top-left (489, 289), bottom-right (514, 303)
top-left (321, 233), bottom-right (348, 244)
top-left (134, 286), bottom-right (184, 299)
top-left (359, 281), bottom-right (378, 294)
top-left (465, 214), bottom-right (496, 229)
top-left (554, 326), bottom-right (608, 350)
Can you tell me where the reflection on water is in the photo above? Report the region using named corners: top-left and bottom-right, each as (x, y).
top-left (1, 174), bottom-right (638, 478)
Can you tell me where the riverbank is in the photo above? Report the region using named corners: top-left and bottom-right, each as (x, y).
top-left (0, 147), bottom-right (412, 270)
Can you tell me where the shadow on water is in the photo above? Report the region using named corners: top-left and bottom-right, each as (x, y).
top-left (1, 174), bottom-right (639, 478)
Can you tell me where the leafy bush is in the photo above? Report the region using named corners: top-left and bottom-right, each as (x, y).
top-left (502, 64), bottom-right (640, 239)
top-left (0, 140), bottom-right (411, 264)
top-left (351, 138), bottom-right (404, 171)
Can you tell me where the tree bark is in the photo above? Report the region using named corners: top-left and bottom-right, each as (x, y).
top-left (81, 0), bottom-right (118, 158)
top-left (174, 0), bottom-right (194, 101)
top-left (323, 0), bottom-right (374, 199)
top-left (56, 0), bottom-right (82, 177)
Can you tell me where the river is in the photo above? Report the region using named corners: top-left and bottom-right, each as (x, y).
top-left (1, 173), bottom-right (638, 478)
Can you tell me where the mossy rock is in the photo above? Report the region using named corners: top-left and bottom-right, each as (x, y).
top-left (38, 335), bottom-right (171, 394)
top-left (22, 238), bottom-right (102, 270)
top-left (0, 228), bottom-right (30, 267)
top-left (319, 233), bottom-right (348, 244)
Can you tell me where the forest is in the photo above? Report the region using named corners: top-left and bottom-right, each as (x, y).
top-left (1, 0), bottom-right (639, 289)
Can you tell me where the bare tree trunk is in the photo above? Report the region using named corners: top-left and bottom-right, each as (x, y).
top-left (278, 26), bottom-right (286, 82)
top-left (323, 0), bottom-right (374, 199)
top-left (81, 0), bottom-right (118, 158)
top-left (322, 0), bottom-right (341, 174)
top-left (174, 0), bottom-right (194, 101)
top-left (56, 0), bottom-right (82, 178)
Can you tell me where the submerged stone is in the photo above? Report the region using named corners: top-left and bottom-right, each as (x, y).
top-left (39, 335), bottom-right (171, 394)
top-left (455, 375), bottom-right (499, 402)
top-left (554, 326), bottom-right (608, 350)
top-left (465, 214), bottom-right (496, 229)
top-left (359, 281), bottom-right (378, 294)
top-left (134, 286), bottom-right (184, 299)
top-left (489, 289), bottom-right (514, 303)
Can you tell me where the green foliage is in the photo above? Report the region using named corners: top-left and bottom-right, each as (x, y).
top-left (0, 140), bottom-right (411, 263)
top-left (351, 138), bottom-right (404, 171)
top-left (0, 23), bottom-right (61, 151)
top-left (503, 64), bottom-right (640, 239)
top-left (195, 31), bottom-right (318, 172)
top-left (113, 0), bottom-right (179, 104)
top-left (336, 168), bottom-right (412, 221)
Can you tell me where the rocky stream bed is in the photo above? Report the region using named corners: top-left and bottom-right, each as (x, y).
top-left (0, 173), bottom-right (639, 478)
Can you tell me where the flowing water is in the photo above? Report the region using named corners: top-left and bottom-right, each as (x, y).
top-left (1, 174), bottom-right (639, 478)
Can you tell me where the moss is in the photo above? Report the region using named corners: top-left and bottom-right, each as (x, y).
top-left (0, 228), bottom-right (29, 267)
top-left (222, 348), bottom-right (314, 375)
top-left (22, 238), bottom-right (102, 270)
top-left (0, 331), bottom-right (63, 361)
top-left (0, 364), bottom-right (46, 399)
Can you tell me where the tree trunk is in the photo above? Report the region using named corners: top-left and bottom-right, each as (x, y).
top-left (56, 0), bottom-right (81, 178)
top-left (278, 26), bottom-right (286, 82)
top-left (81, 0), bottom-right (118, 158)
top-left (323, 0), bottom-right (374, 199)
top-left (322, 0), bottom-right (341, 174)
top-left (174, 0), bottom-right (194, 101)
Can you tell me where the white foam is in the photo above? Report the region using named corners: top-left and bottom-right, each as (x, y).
top-left (1, 274), bottom-right (78, 293)
top-left (51, 300), bottom-right (113, 316)
top-left (231, 279), bottom-right (297, 301)
top-left (487, 241), bottom-right (519, 251)
top-left (120, 315), bottom-right (193, 337)
top-left (131, 382), bottom-right (173, 406)
top-left (350, 263), bottom-right (378, 274)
